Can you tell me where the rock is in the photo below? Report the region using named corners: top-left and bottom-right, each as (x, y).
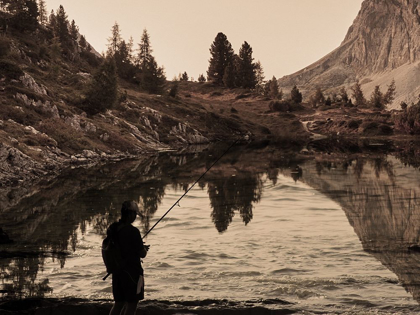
top-left (24, 126), bottom-right (40, 135)
top-left (19, 73), bottom-right (48, 95)
top-left (82, 150), bottom-right (97, 159)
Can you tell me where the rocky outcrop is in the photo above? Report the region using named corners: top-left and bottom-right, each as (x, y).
top-left (278, 0), bottom-right (420, 108)
top-left (19, 73), bottom-right (48, 95)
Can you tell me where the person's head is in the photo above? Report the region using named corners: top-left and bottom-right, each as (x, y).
top-left (121, 200), bottom-right (139, 223)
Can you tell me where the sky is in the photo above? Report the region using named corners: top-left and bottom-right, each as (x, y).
top-left (45, 0), bottom-right (364, 80)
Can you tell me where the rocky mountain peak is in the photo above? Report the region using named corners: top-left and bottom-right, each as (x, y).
top-left (278, 0), bottom-right (420, 108)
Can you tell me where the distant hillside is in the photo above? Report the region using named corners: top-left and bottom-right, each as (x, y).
top-left (0, 8), bottom-right (309, 186)
top-left (278, 0), bottom-right (420, 109)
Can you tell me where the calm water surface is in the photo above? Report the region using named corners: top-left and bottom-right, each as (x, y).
top-left (2, 142), bottom-right (420, 314)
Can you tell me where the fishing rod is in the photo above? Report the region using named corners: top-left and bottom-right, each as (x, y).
top-left (102, 139), bottom-right (240, 281)
top-left (142, 138), bottom-right (240, 239)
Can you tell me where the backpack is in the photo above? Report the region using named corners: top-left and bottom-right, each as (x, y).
top-left (102, 223), bottom-right (126, 280)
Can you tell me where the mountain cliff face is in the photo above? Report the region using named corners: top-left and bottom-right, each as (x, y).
top-left (278, 0), bottom-right (420, 108)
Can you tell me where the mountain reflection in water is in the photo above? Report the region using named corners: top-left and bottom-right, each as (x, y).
top-left (1, 140), bottom-right (420, 312)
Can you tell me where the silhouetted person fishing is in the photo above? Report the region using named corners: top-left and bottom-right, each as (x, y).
top-left (103, 201), bottom-right (149, 315)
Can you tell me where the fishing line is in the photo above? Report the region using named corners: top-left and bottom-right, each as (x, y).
top-left (143, 138), bottom-right (240, 239)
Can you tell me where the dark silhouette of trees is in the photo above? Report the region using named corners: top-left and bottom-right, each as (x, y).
top-left (237, 41), bottom-right (257, 89)
top-left (369, 85), bottom-right (383, 109)
top-left (84, 56), bottom-right (118, 114)
top-left (136, 29), bottom-right (166, 93)
top-left (310, 87), bottom-right (325, 107)
top-left (351, 81), bottom-right (366, 107)
top-left (6, 0), bottom-right (39, 31)
top-left (37, 0), bottom-right (47, 25)
top-left (198, 74), bottom-right (206, 83)
top-left (223, 63), bottom-right (236, 88)
top-left (383, 79), bottom-right (396, 106)
top-left (180, 71), bottom-right (188, 81)
top-left (291, 85), bottom-right (302, 104)
top-left (339, 87), bottom-right (349, 103)
top-left (255, 60), bottom-right (265, 94)
top-left (207, 32), bottom-right (234, 85)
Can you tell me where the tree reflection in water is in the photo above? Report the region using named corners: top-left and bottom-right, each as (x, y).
top-left (208, 174), bottom-right (263, 232)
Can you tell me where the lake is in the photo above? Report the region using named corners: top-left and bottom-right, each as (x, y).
top-left (2, 140), bottom-right (420, 314)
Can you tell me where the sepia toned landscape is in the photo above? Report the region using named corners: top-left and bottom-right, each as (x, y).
top-left (3, 0), bottom-right (420, 314)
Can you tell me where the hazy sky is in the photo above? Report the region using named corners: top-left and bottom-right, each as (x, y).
top-left (45, 0), bottom-right (364, 80)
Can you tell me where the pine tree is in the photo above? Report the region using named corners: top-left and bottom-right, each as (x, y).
top-left (310, 87), bottom-right (325, 107)
top-left (223, 63), bottom-right (235, 88)
top-left (135, 29), bottom-right (166, 93)
top-left (383, 79), bottom-right (396, 106)
top-left (9, 0), bottom-right (39, 31)
top-left (127, 36), bottom-right (135, 63)
top-left (351, 81), bottom-right (366, 107)
top-left (238, 41), bottom-right (257, 89)
top-left (107, 22), bottom-right (122, 56)
top-left (269, 76), bottom-right (279, 99)
top-left (369, 86), bottom-right (383, 109)
top-left (79, 35), bottom-right (87, 51)
top-left (141, 56), bottom-right (166, 94)
top-left (37, 0), bottom-right (47, 25)
top-left (181, 71), bottom-right (188, 81)
top-left (69, 19), bottom-right (78, 42)
top-left (85, 56), bottom-right (118, 114)
top-left (207, 32), bottom-right (234, 85)
top-left (137, 29), bottom-right (153, 69)
top-left (291, 85), bottom-right (303, 104)
top-left (339, 87), bottom-right (349, 103)
top-left (198, 74), bottom-right (206, 83)
top-left (55, 5), bottom-right (70, 47)
top-left (254, 60), bottom-right (265, 94)
top-left (48, 9), bottom-right (57, 31)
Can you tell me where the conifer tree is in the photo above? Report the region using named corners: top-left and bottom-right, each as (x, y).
top-left (127, 36), bottom-right (135, 63)
top-left (310, 87), bottom-right (325, 107)
top-left (198, 74), bottom-right (206, 83)
top-left (269, 76), bottom-right (279, 99)
top-left (9, 0), bottom-right (39, 31)
top-left (383, 79), bottom-right (396, 106)
top-left (181, 71), bottom-right (188, 81)
top-left (207, 32), bottom-right (234, 85)
top-left (254, 60), bottom-right (265, 94)
top-left (55, 5), bottom-right (70, 47)
top-left (238, 41), bottom-right (257, 89)
top-left (69, 19), bottom-right (78, 42)
top-left (369, 85), bottom-right (383, 109)
top-left (48, 9), bottom-right (56, 31)
top-left (291, 85), bottom-right (303, 104)
top-left (107, 22), bottom-right (122, 56)
top-left (223, 63), bottom-right (236, 88)
top-left (141, 56), bottom-right (166, 94)
top-left (137, 29), bottom-right (153, 69)
top-left (339, 87), bottom-right (349, 103)
top-left (135, 29), bottom-right (166, 93)
top-left (37, 0), bottom-right (47, 25)
top-left (79, 35), bottom-right (87, 51)
top-left (351, 81), bottom-right (366, 107)
top-left (85, 56), bottom-right (118, 114)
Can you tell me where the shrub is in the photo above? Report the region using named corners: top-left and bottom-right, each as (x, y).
top-left (347, 120), bottom-right (360, 129)
top-left (0, 37), bottom-right (11, 57)
top-left (269, 100), bottom-right (290, 112)
top-left (379, 124), bottom-right (393, 135)
top-left (394, 103), bottom-right (420, 134)
top-left (0, 60), bottom-right (24, 80)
